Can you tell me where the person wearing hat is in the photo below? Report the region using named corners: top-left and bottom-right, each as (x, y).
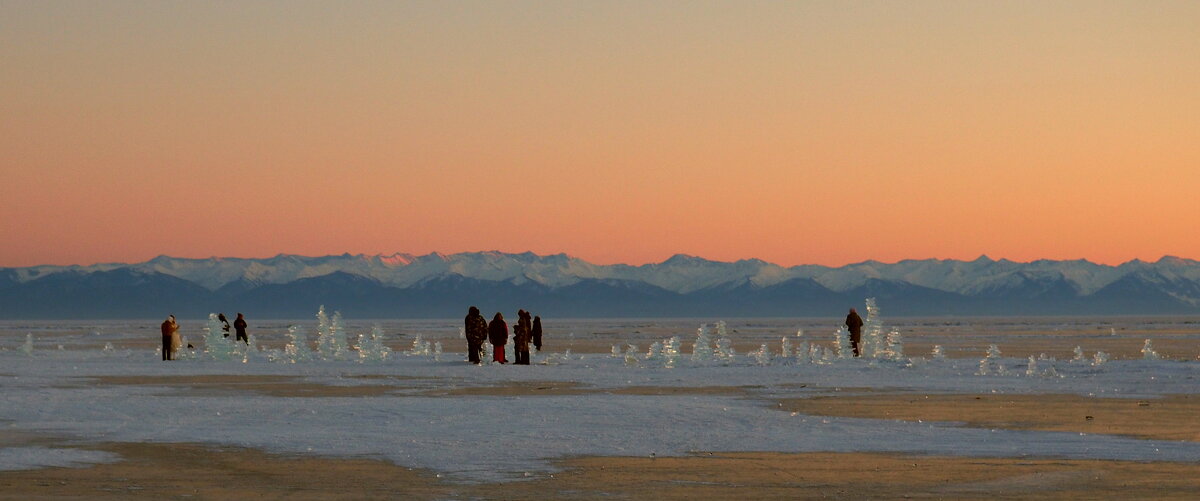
top-left (464, 306), bottom-right (489, 364)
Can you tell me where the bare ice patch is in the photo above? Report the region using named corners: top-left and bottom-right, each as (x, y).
top-left (0, 446), bottom-right (119, 471)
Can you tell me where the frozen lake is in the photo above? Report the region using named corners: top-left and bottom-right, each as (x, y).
top-left (2, 314), bottom-right (1199, 480)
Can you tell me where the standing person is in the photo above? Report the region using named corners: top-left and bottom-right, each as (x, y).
top-left (464, 306), bottom-right (489, 364)
top-left (488, 312), bottom-right (508, 364)
top-left (218, 313), bottom-right (231, 337)
top-left (532, 315), bottom-right (543, 352)
top-left (845, 308), bottom-right (864, 357)
top-left (513, 310), bottom-right (531, 365)
top-left (161, 315), bottom-right (178, 361)
top-left (233, 312), bottom-right (249, 344)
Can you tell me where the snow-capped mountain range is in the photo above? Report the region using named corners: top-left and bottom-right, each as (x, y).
top-left (3, 252), bottom-right (1200, 318)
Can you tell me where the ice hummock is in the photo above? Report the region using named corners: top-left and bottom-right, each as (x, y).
top-left (1142, 339), bottom-right (1160, 360)
top-left (751, 344), bottom-right (771, 366)
top-left (714, 337), bottom-right (735, 364)
top-left (203, 313), bottom-right (238, 360)
top-left (356, 325), bottom-right (392, 363)
top-left (661, 336), bottom-right (681, 368)
top-left (281, 325), bottom-right (313, 363)
top-left (1071, 346), bottom-right (1087, 364)
top-left (20, 334), bottom-right (33, 356)
top-left (623, 344), bottom-right (639, 366)
top-left (977, 344), bottom-right (1005, 375)
top-left (407, 334), bottom-right (433, 356)
top-left (315, 306), bottom-right (351, 360)
top-left (691, 324), bottom-right (714, 362)
top-left (861, 297), bottom-right (884, 358)
top-left (834, 326), bottom-right (852, 359)
top-left (795, 330), bottom-right (810, 364)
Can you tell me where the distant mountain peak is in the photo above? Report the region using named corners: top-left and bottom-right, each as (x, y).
top-left (662, 253), bottom-right (710, 265)
top-left (378, 253), bottom-right (415, 266)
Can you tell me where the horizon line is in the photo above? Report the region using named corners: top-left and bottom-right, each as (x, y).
top-left (5, 251), bottom-right (1196, 270)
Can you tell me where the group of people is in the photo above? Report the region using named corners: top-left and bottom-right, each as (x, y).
top-left (159, 307), bottom-right (851, 363)
top-left (160, 312), bottom-right (249, 361)
top-left (463, 306), bottom-right (543, 365)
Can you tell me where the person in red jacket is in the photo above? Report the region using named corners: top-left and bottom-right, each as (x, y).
top-left (488, 312), bottom-right (508, 364)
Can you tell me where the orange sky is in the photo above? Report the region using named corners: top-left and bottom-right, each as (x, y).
top-left (2, 1), bottom-right (1198, 267)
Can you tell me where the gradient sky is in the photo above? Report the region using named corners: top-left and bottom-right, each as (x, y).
top-left (2, 1), bottom-right (1198, 267)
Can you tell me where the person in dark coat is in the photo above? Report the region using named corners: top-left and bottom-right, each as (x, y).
top-left (161, 315), bottom-right (178, 361)
top-left (532, 315), bottom-right (543, 352)
top-left (513, 309), bottom-right (532, 365)
top-left (218, 313), bottom-right (231, 338)
top-left (488, 312), bottom-right (508, 363)
top-left (233, 312), bottom-right (249, 344)
top-left (845, 308), bottom-right (864, 357)
top-left (464, 306), bottom-right (489, 364)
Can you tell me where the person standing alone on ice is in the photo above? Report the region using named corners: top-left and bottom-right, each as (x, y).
top-left (464, 306), bottom-right (489, 364)
top-left (488, 312), bottom-right (508, 364)
top-left (233, 313), bottom-right (249, 344)
top-left (161, 315), bottom-right (179, 361)
top-left (845, 308), bottom-right (864, 357)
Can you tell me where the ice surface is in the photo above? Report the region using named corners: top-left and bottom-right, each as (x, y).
top-left (4, 352), bottom-right (1200, 483)
top-left (0, 447), bottom-right (118, 471)
top-left (4, 310), bottom-right (1200, 483)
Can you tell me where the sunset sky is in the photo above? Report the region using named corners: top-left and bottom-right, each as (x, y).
top-left (2, 1), bottom-right (1197, 268)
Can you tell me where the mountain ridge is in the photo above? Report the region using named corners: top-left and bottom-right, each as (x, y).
top-left (3, 252), bottom-right (1200, 318)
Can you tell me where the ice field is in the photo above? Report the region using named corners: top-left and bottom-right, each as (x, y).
top-left (2, 305), bottom-right (1200, 481)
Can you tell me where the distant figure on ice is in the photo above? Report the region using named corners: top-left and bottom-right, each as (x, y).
top-left (218, 313), bottom-right (231, 337)
top-left (532, 315), bottom-right (543, 352)
top-left (513, 309), bottom-right (532, 365)
top-left (845, 308), bottom-right (864, 357)
top-left (464, 306), bottom-right (489, 364)
top-left (488, 312), bottom-right (508, 364)
top-left (161, 315), bottom-right (179, 361)
top-left (233, 313), bottom-right (249, 344)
